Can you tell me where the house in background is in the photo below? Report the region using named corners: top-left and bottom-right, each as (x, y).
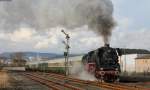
top-left (135, 55), bottom-right (150, 73)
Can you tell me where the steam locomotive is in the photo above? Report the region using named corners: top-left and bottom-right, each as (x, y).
top-left (82, 44), bottom-right (150, 82)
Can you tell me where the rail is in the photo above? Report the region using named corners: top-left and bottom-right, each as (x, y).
top-left (23, 72), bottom-right (149, 90)
top-left (22, 73), bottom-right (84, 90)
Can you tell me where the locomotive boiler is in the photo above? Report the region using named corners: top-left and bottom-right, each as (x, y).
top-left (82, 44), bottom-right (150, 82)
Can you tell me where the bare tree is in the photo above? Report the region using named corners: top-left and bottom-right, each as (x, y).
top-left (12, 52), bottom-right (26, 67)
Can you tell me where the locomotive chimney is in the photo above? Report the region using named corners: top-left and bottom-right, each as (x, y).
top-left (104, 43), bottom-right (110, 47)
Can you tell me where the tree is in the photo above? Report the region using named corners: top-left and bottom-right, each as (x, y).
top-left (12, 52), bottom-right (26, 67)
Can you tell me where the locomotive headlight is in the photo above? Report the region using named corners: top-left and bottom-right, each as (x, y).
top-left (115, 68), bottom-right (118, 71)
top-left (100, 68), bottom-right (103, 70)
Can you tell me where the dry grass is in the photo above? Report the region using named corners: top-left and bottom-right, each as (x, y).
top-left (0, 71), bottom-right (10, 88)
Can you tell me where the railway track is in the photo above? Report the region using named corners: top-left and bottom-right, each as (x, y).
top-left (22, 73), bottom-right (84, 90)
top-left (23, 72), bottom-right (149, 90)
top-left (22, 73), bottom-right (61, 90)
top-left (42, 72), bottom-right (149, 90)
top-left (30, 73), bottom-right (105, 90)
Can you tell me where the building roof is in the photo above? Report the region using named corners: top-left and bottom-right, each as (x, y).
top-left (136, 54), bottom-right (150, 59)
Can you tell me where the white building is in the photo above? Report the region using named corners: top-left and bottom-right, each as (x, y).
top-left (119, 54), bottom-right (138, 72)
top-left (135, 55), bottom-right (150, 73)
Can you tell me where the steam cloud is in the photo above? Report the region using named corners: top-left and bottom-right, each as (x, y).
top-left (70, 62), bottom-right (96, 81)
top-left (0, 0), bottom-right (114, 43)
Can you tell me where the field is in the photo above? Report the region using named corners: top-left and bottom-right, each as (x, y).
top-left (0, 71), bottom-right (50, 90)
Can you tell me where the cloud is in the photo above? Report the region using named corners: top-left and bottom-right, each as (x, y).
top-left (33, 26), bottom-right (102, 53)
top-left (0, 0), bottom-right (113, 31)
top-left (9, 27), bottom-right (36, 42)
top-left (111, 28), bottom-right (150, 50)
top-left (118, 17), bottom-right (133, 29)
top-left (0, 33), bottom-right (6, 39)
top-left (0, 27), bottom-right (36, 42)
top-left (34, 27), bottom-right (62, 49)
top-left (0, 14), bottom-right (149, 53)
top-left (0, 0), bottom-right (150, 54)
top-left (0, 26), bottom-right (150, 53)
top-left (34, 35), bottom-right (58, 49)
top-left (34, 39), bottom-right (49, 49)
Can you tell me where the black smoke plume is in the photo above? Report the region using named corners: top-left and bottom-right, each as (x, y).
top-left (0, 0), bottom-right (115, 43)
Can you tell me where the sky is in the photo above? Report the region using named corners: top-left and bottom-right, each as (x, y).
top-left (0, 0), bottom-right (150, 55)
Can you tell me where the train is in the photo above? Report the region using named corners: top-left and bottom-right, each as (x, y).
top-left (82, 44), bottom-right (150, 82)
top-left (25, 56), bottom-right (82, 74)
top-left (26, 44), bottom-right (150, 82)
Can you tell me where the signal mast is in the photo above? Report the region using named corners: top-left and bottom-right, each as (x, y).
top-left (61, 29), bottom-right (70, 76)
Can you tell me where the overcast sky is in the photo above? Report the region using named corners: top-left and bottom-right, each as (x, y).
top-left (0, 0), bottom-right (150, 54)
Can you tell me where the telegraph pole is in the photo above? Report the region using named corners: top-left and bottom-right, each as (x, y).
top-left (61, 29), bottom-right (70, 76)
top-left (124, 49), bottom-right (126, 73)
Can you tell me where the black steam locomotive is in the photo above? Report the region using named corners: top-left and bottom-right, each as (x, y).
top-left (82, 44), bottom-right (150, 82)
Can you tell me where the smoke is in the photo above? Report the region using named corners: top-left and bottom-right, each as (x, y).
top-left (0, 0), bottom-right (115, 43)
top-left (70, 62), bottom-right (96, 81)
top-left (95, 16), bottom-right (115, 44)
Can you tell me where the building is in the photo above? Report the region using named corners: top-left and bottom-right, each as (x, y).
top-left (26, 55), bottom-right (83, 68)
top-left (119, 54), bottom-right (138, 72)
top-left (135, 55), bottom-right (150, 73)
